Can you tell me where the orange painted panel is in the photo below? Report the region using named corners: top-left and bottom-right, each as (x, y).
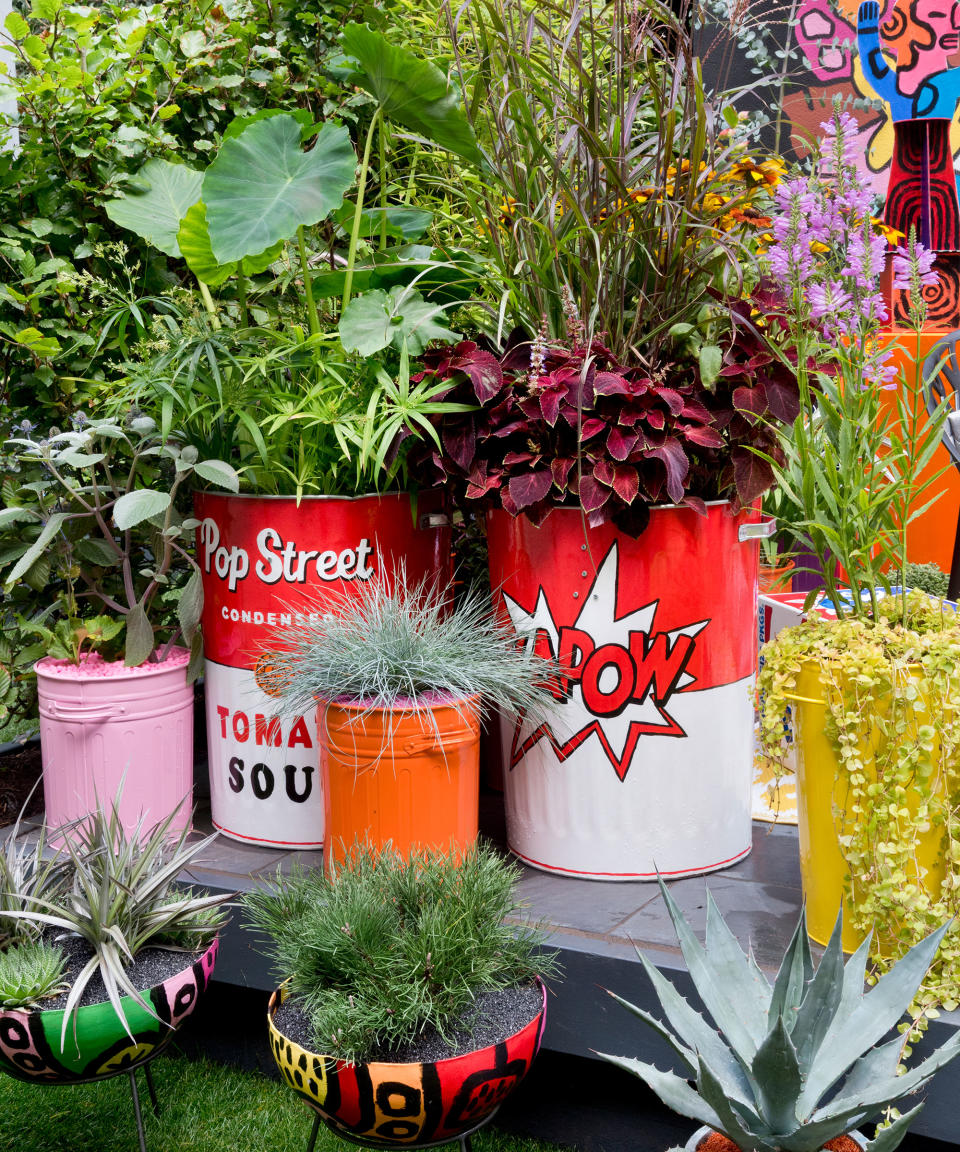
top-left (879, 330), bottom-right (960, 571)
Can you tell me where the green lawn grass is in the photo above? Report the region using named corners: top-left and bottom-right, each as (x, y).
top-left (0, 1053), bottom-right (568, 1152)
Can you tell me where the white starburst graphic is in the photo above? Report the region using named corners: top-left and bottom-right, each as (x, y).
top-left (503, 542), bottom-right (710, 781)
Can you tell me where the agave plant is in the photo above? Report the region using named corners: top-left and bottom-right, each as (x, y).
top-left (1, 795), bottom-right (230, 1045)
top-left (600, 881), bottom-right (960, 1152)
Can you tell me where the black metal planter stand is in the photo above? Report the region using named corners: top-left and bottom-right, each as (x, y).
top-left (304, 1106), bottom-right (501, 1152)
top-left (128, 1061), bottom-right (161, 1152)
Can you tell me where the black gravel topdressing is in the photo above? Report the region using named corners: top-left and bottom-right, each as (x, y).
top-left (29, 932), bottom-right (208, 1012)
top-left (272, 981), bottom-right (542, 1065)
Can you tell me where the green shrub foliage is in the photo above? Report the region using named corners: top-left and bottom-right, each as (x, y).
top-left (244, 845), bottom-right (559, 1062)
top-left (0, 0), bottom-right (370, 419)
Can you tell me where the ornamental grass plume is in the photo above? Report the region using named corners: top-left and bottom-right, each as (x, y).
top-left (255, 571), bottom-right (559, 726)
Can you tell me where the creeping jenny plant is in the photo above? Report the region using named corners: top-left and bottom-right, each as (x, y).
top-left (757, 594), bottom-right (960, 1013)
top-left (601, 881), bottom-right (960, 1151)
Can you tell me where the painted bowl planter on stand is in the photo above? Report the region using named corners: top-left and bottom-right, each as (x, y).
top-left (267, 980), bottom-right (546, 1149)
top-left (194, 492), bottom-right (451, 850)
top-left (487, 502), bottom-right (764, 881)
top-left (0, 938), bottom-right (218, 1083)
top-left (36, 648), bottom-right (194, 842)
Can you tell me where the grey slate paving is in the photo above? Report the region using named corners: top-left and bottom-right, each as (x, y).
top-left (614, 873), bottom-right (803, 969)
top-left (512, 866), bottom-right (662, 937)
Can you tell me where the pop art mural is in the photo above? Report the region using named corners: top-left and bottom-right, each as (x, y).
top-left (787, 0), bottom-right (960, 324)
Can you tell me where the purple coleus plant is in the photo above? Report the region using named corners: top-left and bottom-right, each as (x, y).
top-left (410, 291), bottom-right (800, 536)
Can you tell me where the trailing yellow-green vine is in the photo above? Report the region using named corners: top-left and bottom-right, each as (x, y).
top-left (758, 593), bottom-right (960, 1018)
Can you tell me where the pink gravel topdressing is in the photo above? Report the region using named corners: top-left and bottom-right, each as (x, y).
top-left (36, 648), bottom-right (189, 679)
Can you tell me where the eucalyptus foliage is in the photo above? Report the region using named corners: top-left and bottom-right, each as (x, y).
top-left (601, 880), bottom-right (960, 1152)
top-left (257, 572), bottom-right (558, 723)
top-left (2, 795), bottom-right (230, 1046)
top-left (243, 845), bottom-right (558, 1063)
top-left (0, 415), bottom-right (238, 670)
top-left (0, 940), bottom-right (68, 1009)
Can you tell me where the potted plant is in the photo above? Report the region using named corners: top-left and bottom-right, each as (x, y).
top-left (102, 24), bottom-right (484, 849)
top-left (599, 880), bottom-right (960, 1152)
top-left (243, 844), bottom-right (558, 1149)
top-left (255, 573), bottom-right (557, 868)
top-left (409, 0), bottom-right (795, 880)
top-left (756, 108), bottom-right (960, 1011)
top-left (0, 794), bottom-right (229, 1149)
top-left (0, 414), bottom-right (238, 837)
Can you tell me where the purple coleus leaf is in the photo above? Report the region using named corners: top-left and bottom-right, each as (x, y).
top-left (465, 463), bottom-right (502, 500)
top-left (681, 423), bottom-right (725, 448)
top-left (763, 378), bottom-right (801, 424)
top-left (509, 470), bottom-right (554, 509)
top-left (607, 426), bottom-right (639, 461)
top-left (579, 417), bottom-right (606, 440)
top-left (552, 457), bottom-right (576, 491)
top-left (648, 437), bottom-right (689, 504)
top-left (733, 385), bottom-right (767, 422)
top-left (594, 459), bottom-right (640, 504)
top-left (579, 474), bottom-right (610, 513)
top-left (537, 379), bottom-right (566, 427)
top-left (655, 387), bottom-right (685, 416)
top-left (441, 421), bottom-right (476, 472)
top-left (732, 446), bottom-right (774, 503)
top-left (680, 397), bottom-right (713, 423)
top-left (593, 371), bottom-right (634, 397)
top-left (433, 341), bottom-right (504, 402)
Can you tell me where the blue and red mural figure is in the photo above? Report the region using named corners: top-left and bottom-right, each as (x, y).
top-left (858, 0), bottom-right (960, 323)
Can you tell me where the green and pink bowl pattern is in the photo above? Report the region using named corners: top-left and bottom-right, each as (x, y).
top-left (0, 938), bottom-right (218, 1084)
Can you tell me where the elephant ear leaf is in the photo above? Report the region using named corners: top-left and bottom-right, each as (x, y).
top-left (105, 160), bottom-right (203, 258)
top-left (202, 115), bottom-right (356, 264)
top-left (178, 202), bottom-right (283, 286)
top-left (338, 23), bottom-right (484, 167)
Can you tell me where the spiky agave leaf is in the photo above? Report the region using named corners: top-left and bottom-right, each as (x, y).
top-left (657, 878), bottom-right (769, 1066)
top-left (767, 909), bottom-right (814, 1035)
top-left (604, 886), bottom-right (960, 1151)
top-left (795, 921), bottom-right (951, 1116)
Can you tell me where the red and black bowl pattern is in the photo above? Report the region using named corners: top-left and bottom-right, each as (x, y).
top-left (267, 980), bottom-right (546, 1148)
